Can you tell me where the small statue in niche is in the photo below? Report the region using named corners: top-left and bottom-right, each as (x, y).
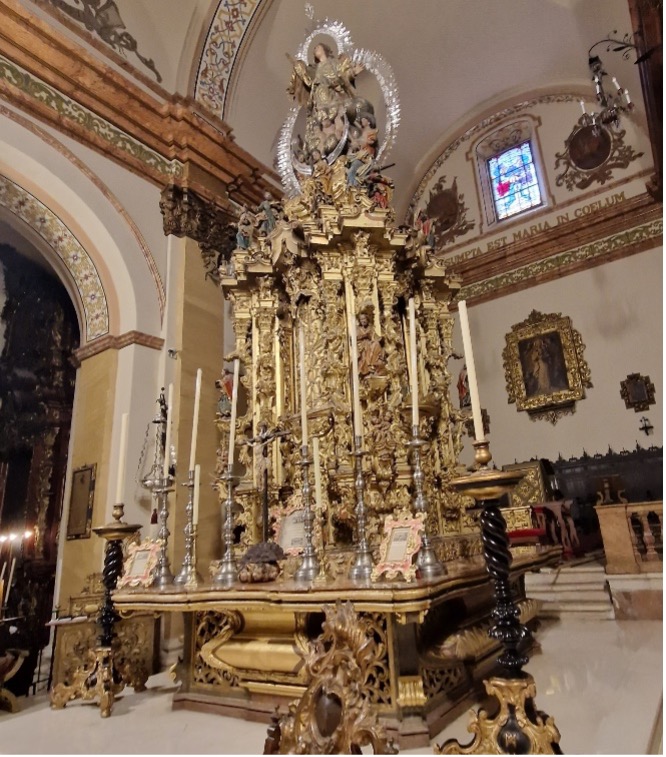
top-left (235, 207), bottom-right (255, 250)
top-left (457, 364), bottom-right (471, 409)
top-left (215, 367), bottom-right (234, 417)
top-left (256, 192), bottom-right (282, 236)
top-left (356, 311), bottom-right (386, 377)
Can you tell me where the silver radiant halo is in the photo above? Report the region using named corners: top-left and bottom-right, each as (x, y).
top-left (277, 18), bottom-right (400, 198)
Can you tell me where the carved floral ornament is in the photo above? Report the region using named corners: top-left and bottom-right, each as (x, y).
top-left (502, 310), bottom-right (592, 425)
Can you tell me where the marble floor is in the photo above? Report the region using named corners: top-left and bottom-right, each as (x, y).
top-left (2, 617), bottom-right (662, 755)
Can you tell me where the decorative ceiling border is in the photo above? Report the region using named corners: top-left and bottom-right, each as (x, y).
top-left (0, 53), bottom-right (184, 182)
top-left (456, 217), bottom-right (662, 303)
top-left (0, 103), bottom-right (165, 321)
top-left (0, 173), bottom-right (109, 341)
top-left (408, 93), bottom-right (578, 222)
top-left (194, 0), bottom-right (263, 117)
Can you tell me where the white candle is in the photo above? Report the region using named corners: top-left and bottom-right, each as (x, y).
top-left (227, 359), bottom-right (240, 467)
top-left (0, 562), bottom-right (5, 583)
top-left (348, 303), bottom-right (363, 438)
top-left (612, 77), bottom-right (620, 90)
top-left (163, 383), bottom-right (173, 478)
top-left (298, 324), bottom-right (308, 447)
top-left (192, 464), bottom-right (201, 525)
top-left (188, 369), bottom-right (202, 471)
top-left (5, 557), bottom-right (15, 605)
top-left (579, 99), bottom-right (586, 115)
top-left (408, 298), bottom-right (419, 430)
top-left (458, 301), bottom-right (485, 442)
top-left (115, 412), bottom-right (129, 504)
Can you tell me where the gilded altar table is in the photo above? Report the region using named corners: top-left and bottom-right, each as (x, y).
top-left (113, 546), bottom-right (560, 749)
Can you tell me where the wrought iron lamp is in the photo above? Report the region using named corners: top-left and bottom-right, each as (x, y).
top-left (580, 31), bottom-right (658, 131)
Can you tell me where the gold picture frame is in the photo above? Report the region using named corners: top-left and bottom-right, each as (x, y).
top-left (502, 310), bottom-right (592, 425)
top-left (117, 540), bottom-right (161, 589)
top-left (620, 373), bottom-right (656, 412)
top-left (66, 463), bottom-right (96, 540)
top-left (371, 512), bottom-right (424, 582)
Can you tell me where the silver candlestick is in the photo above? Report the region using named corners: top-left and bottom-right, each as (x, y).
top-left (408, 425), bottom-right (445, 579)
top-left (349, 435), bottom-right (374, 581)
top-left (154, 475), bottom-right (175, 588)
top-left (294, 444), bottom-right (319, 582)
top-left (174, 470), bottom-right (202, 588)
top-left (214, 465), bottom-right (238, 586)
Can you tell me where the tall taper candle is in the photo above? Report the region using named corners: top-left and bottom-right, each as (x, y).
top-left (348, 304), bottom-right (363, 438)
top-left (298, 324), bottom-right (308, 447)
top-left (5, 557), bottom-right (15, 605)
top-left (193, 464), bottom-right (201, 525)
top-left (227, 359), bottom-right (240, 467)
top-left (163, 383), bottom-right (173, 478)
top-left (458, 301), bottom-right (485, 442)
top-left (408, 298), bottom-right (419, 430)
top-left (189, 369), bottom-right (202, 471)
top-left (115, 412), bottom-right (129, 504)
top-left (0, 562), bottom-right (5, 583)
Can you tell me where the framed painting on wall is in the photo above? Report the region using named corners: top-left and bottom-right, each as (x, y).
top-left (67, 464), bottom-right (96, 540)
top-left (502, 310), bottom-right (592, 425)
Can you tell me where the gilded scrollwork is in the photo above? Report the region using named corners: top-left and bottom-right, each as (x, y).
top-left (264, 603), bottom-right (396, 754)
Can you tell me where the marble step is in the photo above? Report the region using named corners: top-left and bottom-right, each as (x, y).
top-left (524, 561), bottom-right (614, 619)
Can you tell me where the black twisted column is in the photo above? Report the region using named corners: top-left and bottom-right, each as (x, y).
top-left (479, 499), bottom-right (529, 675)
top-left (439, 440), bottom-right (562, 755)
top-left (51, 504), bottom-right (141, 718)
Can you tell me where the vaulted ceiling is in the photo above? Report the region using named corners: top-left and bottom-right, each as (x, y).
top-left (22, 0), bottom-right (646, 219)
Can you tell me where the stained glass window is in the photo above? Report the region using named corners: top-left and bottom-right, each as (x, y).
top-left (488, 141), bottom-right (542, 220)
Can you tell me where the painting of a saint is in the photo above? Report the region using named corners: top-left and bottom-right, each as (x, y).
top-left (518, 331), bottom-right (569, 399)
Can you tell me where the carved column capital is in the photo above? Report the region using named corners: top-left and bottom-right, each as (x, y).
top-left (159, 185), bottom-right (237, 281)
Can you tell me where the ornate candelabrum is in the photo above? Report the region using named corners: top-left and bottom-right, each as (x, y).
top-left (349, 435), bottom-right (374, 581)
top-left (153, 476), bottom-right (175, 588)
top-left (408, 425), bottom-right (445, 579)
top-left (438, 440), bottom-right (562, 755)
top-left (174, 470), bottom-right (202, 588)
top-left (214, 465), bottom-right (238, 586)
top-left (50, 504), bottom-right (142, 718)
top-left (294, 443), bottom-right (320, 582)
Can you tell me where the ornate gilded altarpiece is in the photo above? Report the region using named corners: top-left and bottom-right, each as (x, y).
top-left (115, 16), bottom-right (562, 749)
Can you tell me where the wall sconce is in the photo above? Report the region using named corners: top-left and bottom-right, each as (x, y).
top-left (639, 416), bottom-right (654, 435)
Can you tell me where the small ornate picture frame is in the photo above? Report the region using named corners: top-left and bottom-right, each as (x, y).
top-left (620, 373), bottom-right (656, 412)
top-left (117, 540), bottom-right (161, 589)
top-left (371, 512), bottom-right (424, 582)
top-left (270, 495), bottom-right (322, 555)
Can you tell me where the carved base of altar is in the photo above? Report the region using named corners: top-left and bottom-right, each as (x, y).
top-left (114, 546), bottom-right (559, 748)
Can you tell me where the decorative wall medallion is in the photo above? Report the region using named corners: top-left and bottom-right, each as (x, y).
top-left (502, 310), bottom-right (592, 425)
top-left (45, 0), bottom-right (163, 82)
top-left (554, 119), bottom-right (643, 191)
top-left (620, 372), bottom-right (656, 412)
top-left (418, 176), bottom-right (475, 248)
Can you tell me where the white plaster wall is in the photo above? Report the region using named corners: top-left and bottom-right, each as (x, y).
top-left (451, 246), bottom-right (662, 469)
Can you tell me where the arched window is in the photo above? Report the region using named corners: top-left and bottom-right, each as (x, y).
top-left (472, 117), bottom-right (549, 231)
